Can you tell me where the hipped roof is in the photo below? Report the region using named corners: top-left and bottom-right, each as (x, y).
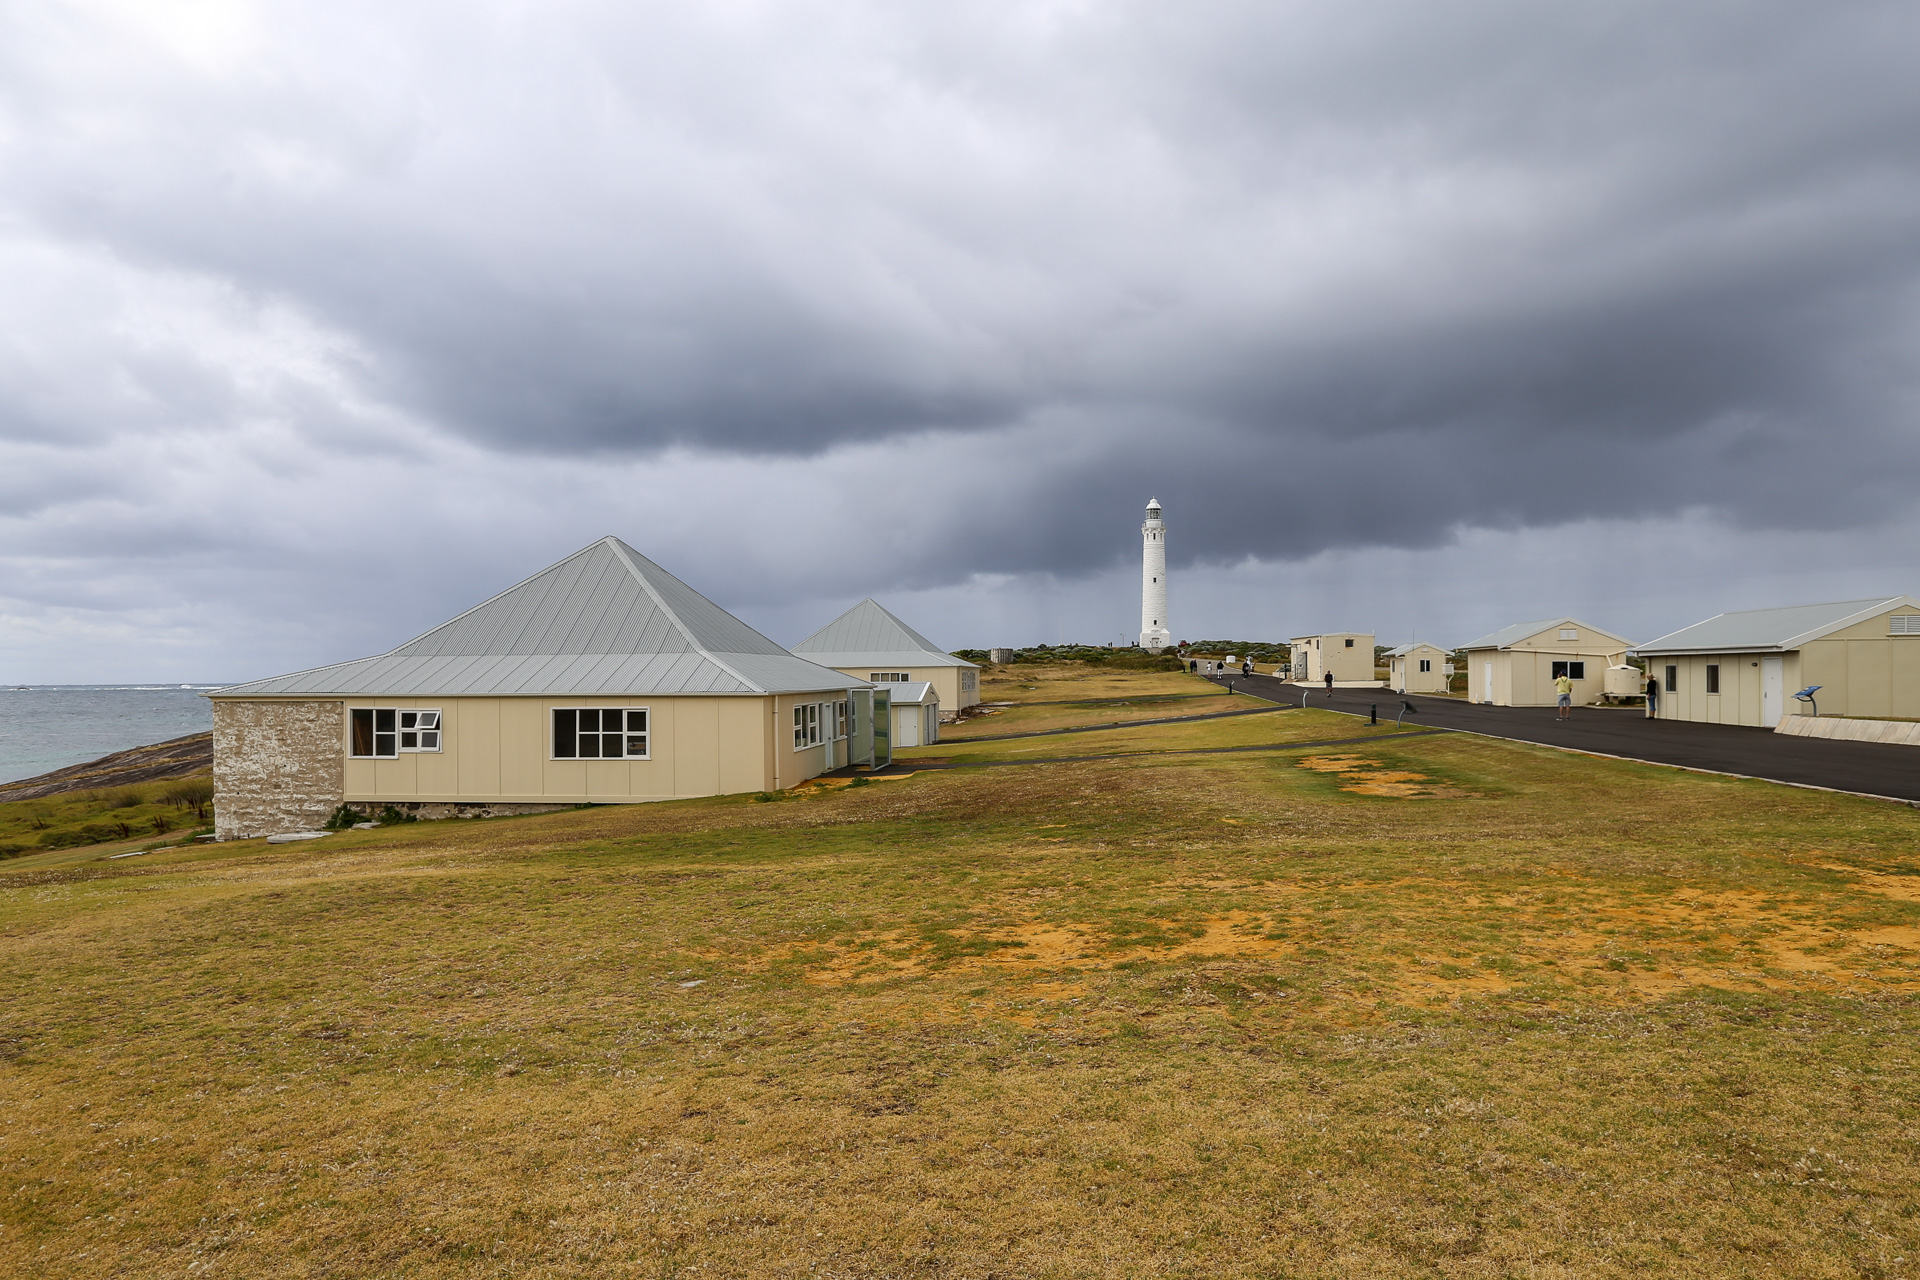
top-left (212, 537), bottom-right (864, 698)
top-left (1635, 597), bottom-right (1919, 655)
top-left (791, 599), bottom-right (976, 670)
top-left (1458, 617), bottom-right (1633, 652)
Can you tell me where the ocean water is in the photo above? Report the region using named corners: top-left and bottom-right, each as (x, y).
top-left (0, 685), bottom-right (224, 786)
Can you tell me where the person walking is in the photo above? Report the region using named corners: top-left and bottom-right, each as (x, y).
top-left (1555, 670), bottom-right (1575, 720)
top-left (1324, 670), bottom-right (1335, 698)
top-left (1645, 670), bottom-right (1660, 720)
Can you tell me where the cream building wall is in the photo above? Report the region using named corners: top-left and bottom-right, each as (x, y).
top-left (1463, 626), bottom-right (1628, 707)
top-left (212, 692), bottom-right (850, 837)
top-left (833, 665), bottom-right (978, 716)
top-left (1289, 634), bottom-right (1375, 683)
top-left (1389, 645), bottom-right (1450, 694)
top-left (1649, 604), bottom-right (1920, 726)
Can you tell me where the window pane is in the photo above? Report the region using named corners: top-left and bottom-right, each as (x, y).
top-left (400, 711), bottom-right (418, 730)
top-left (351, 709), bottom-right (374, 756)
top-left (627, 735), bottom-right (647, 757)
top-left (579, 731), bottom-right (601, 758)
top-left (375, 733), bottom-right (396, 756)
top-left (375, 709), bottom-right (396, 732)
top-left (1665, 666), bottom-right (1677, 693)
top-left (1569, 662), bottom-right (1585, 680)
top-left (400, 731), bottom-right (418, 750)
top-left (554, 709), bottom-right (577, 757)
top-left (626, 709), bottom-right (648, 732)
top-left (421, 732), bottom-right (439, 750)
top-left (579, 709), bottom-right (600, 732)
top-left (603, 732), bottom-right (624, 757)
top-left (419, 711), bottom-right (439, 729)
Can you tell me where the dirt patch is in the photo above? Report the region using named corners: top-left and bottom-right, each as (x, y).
top-left (1296, 754), bottom-right (1470, 798)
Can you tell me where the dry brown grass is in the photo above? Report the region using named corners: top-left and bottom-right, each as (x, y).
top-left (3, 689), bottom-right (1919, 1277)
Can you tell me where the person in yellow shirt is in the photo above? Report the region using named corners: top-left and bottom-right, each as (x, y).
top-left (1555, 671), bottom-right (1575, 720)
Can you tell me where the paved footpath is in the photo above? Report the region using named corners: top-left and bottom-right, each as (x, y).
top-left (1210, 674), bottom-right (1920, 805)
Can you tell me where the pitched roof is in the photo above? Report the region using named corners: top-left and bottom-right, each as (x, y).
top-left (791, 599), bottom-right (976, 669)
top-left (212, 537), bottom-right (864, 698)
top-left (1634, 597), bottom-right (1919, 655)
top-left (1457, 617), bottom-right (1633, 652)
top-left (1385, 643), bottom-right (1446, 657)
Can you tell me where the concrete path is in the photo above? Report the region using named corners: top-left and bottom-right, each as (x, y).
top-left (1212, 674), bottom-right (1920, 805)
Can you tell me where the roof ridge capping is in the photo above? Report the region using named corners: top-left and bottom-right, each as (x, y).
top-left (1458, 616), bottom-right (1633, 651)
top-left (208, 535), bottom-right (863, 698)
top-left (599, 535), bottom-right (760, 693)
top-left (792, 597), bottom-right (974, 665)
top-left (1635, 595), bottom-right (1917, 654)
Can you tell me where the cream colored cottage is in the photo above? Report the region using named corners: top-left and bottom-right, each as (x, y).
top-left (207, 537), bottom-right (867, 839)
top-left (1288, 633), bottom-right (1376, 684)
top-left (791, 599), bottom-right (979, 719)
top-left (1635, 597), bottom-right (1920, 727)
top-left (1385, 643), bottom-right (1450, 695)
top-left (1458, 618), bottom-right (1632, 707)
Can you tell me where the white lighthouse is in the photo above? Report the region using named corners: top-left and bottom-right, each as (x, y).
top-left (1140, 497), bottom-right (1170, 653)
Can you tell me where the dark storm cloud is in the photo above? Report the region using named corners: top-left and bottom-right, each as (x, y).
top-left (3, 0), bottom-right (1919, 648)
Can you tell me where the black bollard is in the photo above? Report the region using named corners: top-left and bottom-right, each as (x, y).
top-left (1369, 704), bottom-right (1377, 724)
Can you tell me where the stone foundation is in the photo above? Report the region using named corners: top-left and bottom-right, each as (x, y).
top-left (342, 801), bottom-right (577, 822)
top-left (213, 700), bottom-right (345, 840)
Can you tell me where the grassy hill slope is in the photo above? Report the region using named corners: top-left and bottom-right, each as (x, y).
top-left (2, 673), bottom-right (1917, 1276)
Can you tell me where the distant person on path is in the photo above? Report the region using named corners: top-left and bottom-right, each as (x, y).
top-left (1242, 660), bottom-right (1253, 678)
top-left (1555, 671), bottom-right (1575, 720)
top-left (1324, 671), bottom-right (1335, 698)
top-left (1645, 671), bottom-right (1660, 720)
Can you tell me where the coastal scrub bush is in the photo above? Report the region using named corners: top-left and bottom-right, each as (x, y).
top-left (322, 805), bottom-right (362, 831)
top-left (375, 806), bottom-right (416, 826)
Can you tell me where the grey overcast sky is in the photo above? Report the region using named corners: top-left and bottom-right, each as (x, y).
top-left (2, 1), bottom-right (1918, 681)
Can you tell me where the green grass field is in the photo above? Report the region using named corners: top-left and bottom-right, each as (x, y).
top-left (3, 670), bottom-right (1918, 1277)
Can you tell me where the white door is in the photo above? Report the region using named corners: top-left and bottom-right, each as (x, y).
top-left (1482, 660), bottom-right (1493, 704)
top-left (897, 706), bottom-right (921, 748)
top-left (1761, 656), bottom-right (1783, 727)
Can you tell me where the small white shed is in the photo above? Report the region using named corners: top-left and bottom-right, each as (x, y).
top-left (1385, 643), bottom-right (1450, 694)
top-left (883, 682), bottom-right (941, 748)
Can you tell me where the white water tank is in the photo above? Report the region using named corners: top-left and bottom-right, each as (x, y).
top-left (1603, 665), bottom-right (1643, 698)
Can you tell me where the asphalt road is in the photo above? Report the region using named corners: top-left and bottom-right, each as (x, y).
top-left (1210, 673), bottom-right (1920, 805)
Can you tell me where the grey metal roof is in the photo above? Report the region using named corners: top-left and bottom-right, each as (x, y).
top-left (212, 537), bottom-right (864, 698)
top-left (791, 599), bottom-right (976, 669)
top-left (875, 681), bottom-right (937, 705)
top-left (1385, 643), bottom-right (1446, 657)
top-left (1457, 617), bottom-right (1632, 652)
top-left (1634, 597), bottom-right (1917, 655)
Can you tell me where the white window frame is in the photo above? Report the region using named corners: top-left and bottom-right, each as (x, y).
top-left (869, 672), bottom-right (911, 683)
top-left (1551, 661), bottom-right (1587, 681)
top-left (793, 702), bottom-right (821, 750)
top-left (1418, 659), bottom-right (1432, 673)
top-left (1559, 628), bottom-right (1579, 640)
top-left (551, 707), bottom-right (650, 760)
top-left (350, 707), bottom-right (442, 758)
top-left (1892, 615), bottom-right (1920, 635)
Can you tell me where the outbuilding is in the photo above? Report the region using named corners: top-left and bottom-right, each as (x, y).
top-left (880, 681), bottom-right (942, 748)
top-left (1458, 618), bottom-right (1632, 707)
top-left (206, 537), bottom-right (868, 840)
top-left (1634, 597), bottom-right (1920, 727)
top-left (1289, 633), bottom-right (1376, 685)
top-left (792, 599), bottom-right (979, 720)
top-left (1386, 643), bottom-right (1450, 695)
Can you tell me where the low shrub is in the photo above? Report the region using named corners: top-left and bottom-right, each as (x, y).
top-left (375, 806), bottom-right (417, 826)
top-left (322, 805), bottom-right (362, 831)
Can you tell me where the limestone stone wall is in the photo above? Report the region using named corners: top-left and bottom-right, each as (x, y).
top-left (213, 700), bottom-right (345, 840)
